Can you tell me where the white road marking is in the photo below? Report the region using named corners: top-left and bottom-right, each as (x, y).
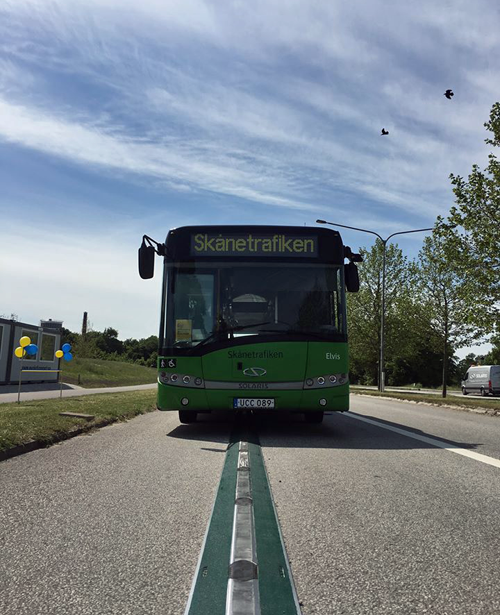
top-left (345, 412), bottom-right (500, 469)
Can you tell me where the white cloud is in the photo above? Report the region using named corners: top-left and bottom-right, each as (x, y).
top-left (0, 221), bottom-right (164, 339)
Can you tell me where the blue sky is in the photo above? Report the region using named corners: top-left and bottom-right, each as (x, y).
top-left (0, 0), bottom-right (498, 356)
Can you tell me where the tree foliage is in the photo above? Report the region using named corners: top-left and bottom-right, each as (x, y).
top-left (414, 233), bottom-right (491, 396)
top-left (62, 327), bottom-right (158, 367)
top-left (484, 335), bottom-right (500, 365)
top-left (347, 240), bottom-right (429, 386)
top-left (347, 236), bottom-right (489, 391)
top-left (436, 102), bottom-right (500, 325)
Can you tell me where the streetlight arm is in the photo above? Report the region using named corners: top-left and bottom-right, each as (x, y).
top-left (318, 220), bottom-right (434, 244)
top-left (386, 227), bottom-right (434, 242)
top-left (316, 219), bottom-right (383, 241)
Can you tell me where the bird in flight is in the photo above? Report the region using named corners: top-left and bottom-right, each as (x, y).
top-left (444, 89), bottom-right (454, 99)
top-left (381, 128), bottom-right (389, 135)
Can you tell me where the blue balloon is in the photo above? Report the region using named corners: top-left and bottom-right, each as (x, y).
top-left (62, 343), bottom-right (71, 353)
top-left (63, 352), bottom-right (73, 362)
top-left (26, 344), bottom-right (38, 355)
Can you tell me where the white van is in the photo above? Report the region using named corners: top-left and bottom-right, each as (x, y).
top-left (461, 365), bottom-right (500, 397)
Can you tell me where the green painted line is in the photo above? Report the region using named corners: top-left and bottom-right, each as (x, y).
top-left (249, 438), bottom-right (301, 615)
top-left (185, 418), bottom-right (300, 614)
top-left (185, 438), bottom-right (238, 614)
top-left (185, 422), bottom-right (248, 615)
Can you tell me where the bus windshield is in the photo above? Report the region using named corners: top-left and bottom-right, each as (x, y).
top-left (164, 262), bottom-right (346, 349)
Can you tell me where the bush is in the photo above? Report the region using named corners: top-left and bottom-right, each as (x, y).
top-left (62, 328), bottom-right (159, 367)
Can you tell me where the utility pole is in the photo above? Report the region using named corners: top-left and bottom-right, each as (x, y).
top-left (82, 312), bottom-right (88, 337)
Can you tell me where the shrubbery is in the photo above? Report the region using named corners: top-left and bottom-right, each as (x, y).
top-left (61, 327), bottom-right (158, 368)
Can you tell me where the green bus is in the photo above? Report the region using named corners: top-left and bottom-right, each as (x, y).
top-left (138, 225), bottom-right (361, 424)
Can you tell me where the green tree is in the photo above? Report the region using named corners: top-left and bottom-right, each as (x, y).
top-left (484, 335), bottom-right (500, 365)
top-left (347, 240), bottom-right (413, 386)
top-left (123, 336), bottom-right (158, 367)
top-left (384, 295), bottom-right (452, 388)
top-left (454, 354), bottom-right (479, 385)
top-left (73, 331), bottom-right (101, 358)
top-left (95, 327), bottom-right (124, 355)
top-left (61, 326), bottom-right (158, 365)
top-left (437, 102), bottom-right (500, 328)
top-left (415, 233), bottom-right (492, 397)
top-left (60, 327), bottom-right (78, 347)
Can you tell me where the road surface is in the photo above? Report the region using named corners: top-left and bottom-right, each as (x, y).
top-left (2, 396), bottom-right (500, 614)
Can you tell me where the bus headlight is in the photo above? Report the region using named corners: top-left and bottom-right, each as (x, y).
top-left (182, 375), bottom-right (191, 384)
top-left (317, 377), bottom-right (325, 385)
top-left (181, 397), bottom-right (189, 406)
top-left (329, 375), bottom-right (337, 384)
top-left (306, 378), bottom-right (314, 387)
top-left (170, 374), bottom-right (178, 382)
top-left (319, 398), bottom-right (327, 406)
top-left (194, 377), bottom-right (203, 386)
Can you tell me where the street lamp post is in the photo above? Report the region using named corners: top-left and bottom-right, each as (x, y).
top-left (317, 219), bottom-right (433, 392)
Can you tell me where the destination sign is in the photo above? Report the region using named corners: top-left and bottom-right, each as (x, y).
top-left (191, 233), bottom-right (318, 257)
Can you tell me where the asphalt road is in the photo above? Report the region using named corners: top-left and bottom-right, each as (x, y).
top-left (262, 397), bottom-right (500, 614)
top-left (2, 397), bottom-right (500, 614)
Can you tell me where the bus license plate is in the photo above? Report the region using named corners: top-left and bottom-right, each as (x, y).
top-left (233, 398), bottom-right (275, 409)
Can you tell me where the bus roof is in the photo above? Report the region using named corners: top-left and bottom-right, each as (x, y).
top-left (165, 225), bottom-right (345, 264)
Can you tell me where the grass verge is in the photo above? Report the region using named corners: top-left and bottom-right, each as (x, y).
top-left (60, 357), bottom-right (157, 388)
top-left (0, 389), bottom-right (157, 454)
top-left (353, 389), bottom-right (500, 413)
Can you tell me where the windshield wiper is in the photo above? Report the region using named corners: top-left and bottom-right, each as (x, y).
top-left (231, 321), bottom-right (272, 332)
top-left (190, 321), bottom-right (272, 351)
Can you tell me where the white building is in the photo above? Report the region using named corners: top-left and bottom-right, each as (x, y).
top-left (0, 318), bottom-right (62, 385)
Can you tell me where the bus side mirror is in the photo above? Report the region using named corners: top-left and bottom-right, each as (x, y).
top-left (345, 262), bottom-right (360, 292)
top-left (138, 243), bottom-right (155, 279)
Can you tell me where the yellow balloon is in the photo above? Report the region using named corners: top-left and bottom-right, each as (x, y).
top-left (20, 336), bottom-right (31, 348)
top-left (15, 346), bottom-right (26, 358)
top-left (55, 350), bottom-right (64, 358)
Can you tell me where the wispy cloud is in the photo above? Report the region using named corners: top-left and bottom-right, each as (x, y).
top-left (1, 0), bottom-right (498, 228)
top-left (0, 97), bottom-right (320, 211)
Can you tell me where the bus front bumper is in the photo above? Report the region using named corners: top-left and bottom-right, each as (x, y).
top-left (157, 383), bottom-right (350, 413)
